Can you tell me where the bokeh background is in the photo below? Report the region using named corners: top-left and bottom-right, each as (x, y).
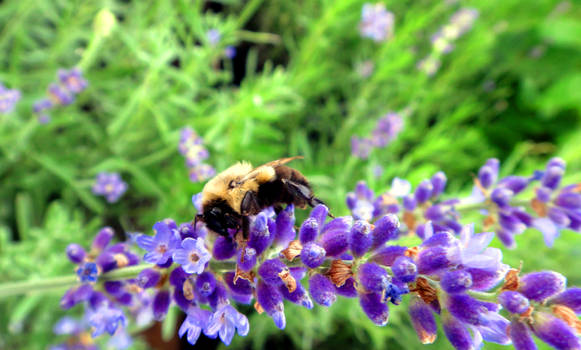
top-left (1, 0), bottom-right (581, 349)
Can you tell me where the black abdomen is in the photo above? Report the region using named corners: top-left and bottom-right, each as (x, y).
top-left (257, 166), bottom-right (312, 209)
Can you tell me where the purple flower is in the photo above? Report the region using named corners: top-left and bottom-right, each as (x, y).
top-left (371, 112), bottom-right (403, 147)
top-left (309, 274), bottom-right (337, 307)
top-left (408, 296), bottom-right (437, 344)
top-left (350, 220), bottom-right (373, 257)
top-left (172, 237), bottom-right (211, 274)
top-left (58, 68), bottom-right (88, 94)
top-left (508, 319), bottom-right (537, 350)
top-left (548, 287), bottom-right (581, 313)
top-left (392, 256), bottom-right (417, 283)
top-left (359, 3), bottom-right (395, 42)
top-left (76, 262), bottom-right (99, 283)
top-left (92, 172), bottom-right (128, 203)
top-left (358, 262), bottom-right (390, 293)
top-left (206, 29), bottom-right (221, 45)
top-left (136, 221), bottom-right (181, 265)
top-left (351, 136), bottom-right (374, 159)
top-left (498, 291), bottom-right (530, 314)
top-left (256, 280), bottom-right (286, 329)
top-left (300, 241), bottom-right (326, 268)
top-left (179, 306), bottom-right (211, 346)
top-left (87, 303), bottom-right (126, 337)
top-left (0, 83), bottom-right (21, 113)
top-left (518, 271), bottom-right (566, 302)
top-left (189, 164), bottom-right (216, 182)
top-left (442, 312), bottom-right (481, 350)
top-left (153, 290), bottom-right (171, 321)
top-left (359, 291), bottom-right (389, 326)
top-left (224, 46), bottom-right (236, 59)
top-left (205, 304), bottom-right (249, 346)
top-left (531, 311), bottom-right (581, 349)
top-left (48, 83), bottom-right (74, 105)
top-left (66, 243), bottom-right (86, 264)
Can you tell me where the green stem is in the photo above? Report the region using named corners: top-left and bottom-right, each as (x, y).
top-left (467, 290), bottom-right (499, 303)
top-left (236, 0), bottom-right (265, 28)
top-left (77, 34), bottom-right (104, 72)
top-left (236, 30), bottom-right (281, 45)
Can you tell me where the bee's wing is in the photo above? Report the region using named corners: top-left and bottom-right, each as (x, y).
top-left (238, 156), bottom-right (303, 184)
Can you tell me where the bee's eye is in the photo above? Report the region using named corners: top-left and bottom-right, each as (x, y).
top-left (228, 180), bottom-right (236, 189)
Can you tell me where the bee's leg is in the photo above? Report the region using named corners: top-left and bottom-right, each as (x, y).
top-left (284, 180), bottom-right (335, 218)
top-left (242, 215), bottom-right (250, 240)
top-left (273, 204), bottom-right (284, 215)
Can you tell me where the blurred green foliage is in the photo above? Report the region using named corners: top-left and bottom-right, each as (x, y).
top-left (1, 0), bottom-right (581, 349)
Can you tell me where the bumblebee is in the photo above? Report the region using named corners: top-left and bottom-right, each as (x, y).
top-left (197, 157), bottom-right (327, 238)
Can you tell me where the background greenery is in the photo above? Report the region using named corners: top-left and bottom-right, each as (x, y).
top-left (1, 0), bottom-right (580, 349)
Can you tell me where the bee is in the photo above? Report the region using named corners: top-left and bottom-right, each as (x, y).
top-left (196, 156), bottom-right (329, 239)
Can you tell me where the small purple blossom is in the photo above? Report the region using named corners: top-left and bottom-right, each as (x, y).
top-left (136, 221), bottom-right (181, 265)
top-left (92, 172), bottom-right (128, 203)
top-left (0, 83), bottom-right (21, 113)
top-left (172, 237), bottom-right (211, 274)
top-left (359, 3), bottom-right (395, 42)
top-left (205, 304), bottom-right (249, 346)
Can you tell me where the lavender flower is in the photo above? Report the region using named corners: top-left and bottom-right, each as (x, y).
top-left (92, 172), bottom-right (128, 203)
top-left (359, 3), bottom-right (395, 42)
top-left (205, 304), bottom-right (249, 345)
top-left (351, 136), bottom-right (374, 159)
top-left (179, 306), bottom-right (211, 346)
top-left (178, 127), bottom-right (215, 182)
top-left (0, 83), bottom-right (21, 113)
top-left (58, 68), bottom-right (88, 94)
top-left (206, 29), bottom-right (221, 46)
top-left (172, 237), bottom-right (211, 274)
top-left (371, 112), bottom-right (403, 147)
top-left (136, 221), bottom-right (181, 265)
top-left (33, 68), bottom-right (88, 123)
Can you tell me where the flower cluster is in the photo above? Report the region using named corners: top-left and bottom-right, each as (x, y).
top-left (33, 68), bottom-right (88, 123)
top-left (359, 3), bottom-right (395, 42)
top-left (92, 172), bottom-right (128, 203)
top-left (417, 8), bottom-right (479, 76)
top-left (467, 157), bottom-right (580, 248)
top-left (351, 111), bottom-right (403, 159)
top-left (0, 83), bottom-right (21, 114)
top-left (178, 127), bottom-right (216, 182)
top-left (57, 157), bottom-right (581, 350)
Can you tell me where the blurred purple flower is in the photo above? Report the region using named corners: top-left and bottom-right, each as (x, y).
top-left (92, 172), bottom-right (128, 203)
top-left (359, 3), bottom-right (395, 42)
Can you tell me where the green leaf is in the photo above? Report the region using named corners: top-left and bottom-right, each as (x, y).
top-left (15, 193), bottom-right (32, 241)
top-left (540, 18), bottom-right (581, 48)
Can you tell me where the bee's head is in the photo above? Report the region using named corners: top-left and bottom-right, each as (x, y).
top-left (200, 201), bottom-right (241, 238)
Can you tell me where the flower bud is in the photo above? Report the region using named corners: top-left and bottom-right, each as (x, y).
top-left (548, 287), bottom-right (581, 313)
top-left (499, 212), bottom-right (526, 234)
top-left (491, 188), bottom-right (513, 208)
top-left (519, 271), bottom-right (566, 302)
top-left (403, 195), bottom-right (417, 211)
top-left (350, 220), bottom-right (373, 257)
top-left (279, 268), bottom-right (312, 309)
top-left (173, 287), bottom-right (191, 311)
top-left (498, 291), bottom-right (529, 314)
top-left (258, 259), bottom-right (287, 286)
top-left (248, 213), bottom-right (272, 255)
top-left (298, 218), bottom-right (319, 244)
top-left (358, 262), bottom-right (390, 293)
top-left (442, 312), bottom-right (473, 350)
top-left (335, 278), bottom-right (358, 298)
top-left (466, 266), bottom-right (508, 291)
top-left (541, 166), bottom-right (564, 190)
top-left (137, 268), bottom-right (160, 289)
top-left (414, 180), bottom-right (433, 204)
top-left (104, 281), bottom-right (123, 295)
top-left (509, 319), bottom-right (537, 350)
top-left (416, 222), bottom-right (434, 240)
top-left (237, 246), bottom-right (257, 272)
top-left (208, 282), bottom-right (228, 309)
top-left (273, 204), bottom-right (295, 247)
top-left (359, 291), bottom-right (389, 326)
top-left (496, 228), bottom-right (516, 249)
top-left (309, 274), bottom-right (337, 307)
top-left (92, 227), bottom-right (114, 252)
top-left (479, 160), bottom-right (499, 189)
top-left (548, 207), bottom-right (571, 227)
top-left (94, 8), bottom-right (117, 38)
top-left (179, 223), bottom-right (197, 240)
top-left (371, 214), bottom-right (399, 249)
top-left (392, 256), bottom-right (417, 283)
top-left (532, 311), bottom-right (581, 349)
top-left (196, 272), bottom-right (216, 297)
top-left (223, 272), bottom-right (252, 304)
top-left (310, 204), bottom-right (329, 228)
top-left (416, 245), bottom-right (459, 275)
top-left (66, 243), bottom-right (86, 264)
top-left (153, 290), bottom-right (171, 321)
top-left (499, 176), bottom-right (529, 194)
top-left (536, 186), bottom-right (553, 202)
top-left (409, 296), bottom-right (437, 344)
top-left (446, 294), bottom-right (493, 326)
top-left (441, 270), bottom-right (473, 294)
top-left (430, 171), bottom-right (447, 198)
top-left (300, 242), bottom-right (326, 268)
top-left (555, 192), bottom-right (581, 210)
top-left (212, 236), bottom-right (237, 260)
top-left (169, 267), bottom-right (188, 287)
top-left (370, 245), bottom-right (407, 266)
top-left (547, 157), bottom-right (566, 170)
top-left (257, 280), bottom-right (286, 329)
top-left (319, 218), bottom-right (351, 257)
top-left (355, 181), bottom-right (374, 200)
